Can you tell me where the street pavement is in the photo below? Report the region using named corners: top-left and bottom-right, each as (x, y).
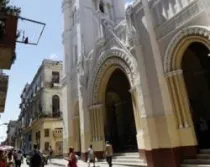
top-left (21, 157), bottom-right (105, 167)
top-left (20, 158), bottom-right (64, 167)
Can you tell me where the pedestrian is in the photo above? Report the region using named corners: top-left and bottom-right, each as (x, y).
top-left (30, 144), bottom-right (42, 167)
top-left (48, 146), bottom-right (53, 161)
top-left (0, 150), bottom-right (6, 167)
top-left (104, 141), bottom-right (113, 167)
top-left (64, 147), bottom-right (77, 167)
top-left (7, 151), bottom-right (14, 167)
top-left (14, 151), bottom-right (22, 167)
top-left (87, 145), bottom-right (95, 167)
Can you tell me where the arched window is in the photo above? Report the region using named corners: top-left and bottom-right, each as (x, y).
top-left (52, 95), bottom-right (60, 117)
top-left (99, 1), bottom-right (104, 13)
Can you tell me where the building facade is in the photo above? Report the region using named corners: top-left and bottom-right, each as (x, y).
top-left (62, 0), bottom-right (210, 166)
top-left (6, 121), bottom-right (19, 147)
top-left (18, 59), bottom-right (63, 156)
top-left (0, 3), bottom-right (20, 113)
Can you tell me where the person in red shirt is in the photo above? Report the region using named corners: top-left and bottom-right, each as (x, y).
top-left (0, 150), bottom-right (6, 167)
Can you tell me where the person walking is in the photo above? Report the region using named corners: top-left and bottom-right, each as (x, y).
top-left (104, 141), bottom-right (113, 167)
top-left (64, 147), bottom-right (77, 167)
top-left (14, 150), bottom-right (22, 167)
top-left (7, 151), bottom-right (14, 167)
top-left (87, 145), bottom-right (95, 167)
top-left (0, 150), bottom-right (6, 167)
top-left (48, 146), bottom-right (53, 162)
top-left (30, 145), bottom-right (42, 167)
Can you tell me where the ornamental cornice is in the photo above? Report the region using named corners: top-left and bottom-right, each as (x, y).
top-left (164, 26), bottom-right (210, 73)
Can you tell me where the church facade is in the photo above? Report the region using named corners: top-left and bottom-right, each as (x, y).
top-left (61, 0), bottom-right (210, 166)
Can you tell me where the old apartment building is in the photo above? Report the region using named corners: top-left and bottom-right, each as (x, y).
top-left (17, 59), bottom-right (63, 156)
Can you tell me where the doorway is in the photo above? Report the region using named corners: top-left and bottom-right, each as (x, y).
top-left (182, 42), bottom-right (210, 149)
top-left (104, 69), bottom-right (137, 152)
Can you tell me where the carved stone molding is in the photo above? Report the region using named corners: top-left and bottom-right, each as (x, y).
top-left (90, 47), bottom-right (139, 104)
top-left (164, 26), bottom-right (210, 73)
top-left (165, 69), bottom-right (183, 78)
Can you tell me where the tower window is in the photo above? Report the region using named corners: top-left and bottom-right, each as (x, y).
top-left (99, 1), bottom-right (104, 13)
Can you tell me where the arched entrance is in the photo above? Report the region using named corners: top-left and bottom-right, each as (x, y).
top-left (104, 69), bottom-right (137, 152)
top-left (164, 26), bottom-right (210, 150)
top-left (182, 42), bottom-right (210, 149)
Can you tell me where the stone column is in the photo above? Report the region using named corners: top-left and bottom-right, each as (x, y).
top-left (165, 69), bottom-right (197, 157)
top-left (165, 70), bottom-right (193, 129)
top-left (88, 104), bottom-right (105, 158)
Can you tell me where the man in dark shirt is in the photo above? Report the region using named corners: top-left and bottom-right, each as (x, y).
top-left (30, 145), bottom-right (42, 167)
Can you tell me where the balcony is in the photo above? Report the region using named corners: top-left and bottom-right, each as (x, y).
top-left (0, 12), bottom-right (18, 69)
top-left (0, 72), bottom-right (8, 112)
top-left (53, 128), bottom-right (63, 138)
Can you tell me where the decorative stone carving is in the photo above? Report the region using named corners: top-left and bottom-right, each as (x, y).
top-left (164, 26), bottom-right (210, 73)
top-left (156, 0), bottom-right (206, 40)
top-left (89, 47), bottom-right (140, 104)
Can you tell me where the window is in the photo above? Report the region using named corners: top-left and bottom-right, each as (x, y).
top-left (99, 1), bottom-right (104, 13)
top-left (52, 95), bottom-right (60, 117)
top-left (52, 72), bottom-right (60, 83)
top-left (44, 129), bottom-right (50, 137)
top-left (44, 142), bottom-right (50, 151)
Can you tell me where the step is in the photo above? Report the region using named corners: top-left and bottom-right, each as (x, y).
top-left (113, 156), bottom-right (142, 161)
top-left (181, 165), bottom-right (210, 167)
top-left (183, 159), bottom-right (210, 164)
top-left (197, 154), bottom-right (210, 159)
top-left (200, 149), bottom-right (210, 154)
top-left (101, 158), bottom-right (145, 164)
top-left (99, 161), bottom-right (147, 167)
top-left (114, 152), bottom-right (140, 156)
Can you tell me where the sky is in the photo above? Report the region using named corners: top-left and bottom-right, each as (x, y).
top-left (0, 0), bottom-right (134, 143)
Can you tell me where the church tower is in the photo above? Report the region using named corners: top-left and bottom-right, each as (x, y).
top-left (62, 0), bottom-right (125, 155)
top-left (62, 0), bottom-right (125, 74)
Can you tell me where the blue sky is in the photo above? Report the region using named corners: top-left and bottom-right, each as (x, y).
top-left (0, 0), bottom-right (133, 142)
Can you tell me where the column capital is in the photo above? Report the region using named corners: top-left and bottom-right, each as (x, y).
top-left (165, 69), bottom-right (183, 78)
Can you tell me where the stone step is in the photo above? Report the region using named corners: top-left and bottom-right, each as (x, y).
top-left (197, 154), bottom-right (210, 159)
top-left (199, 149), bottom-right (210, 154)
top-left (99, 161), bottom-right (147, 167)
top-left (113, 155), bottom-right (141, 160)
top-left (181, 165), bottom-right (210, 167)
top-left (101, 158), bottom-right (145, 163)
top-left (183, 159), bottom-right (210, 164)
top-left (114, 152), bottom-right (140, 156)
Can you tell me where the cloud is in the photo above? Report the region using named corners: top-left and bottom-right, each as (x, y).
top-left (125, 0), bottom-right (134, 9)
top-left (49, 53), bottom-right (59, 60)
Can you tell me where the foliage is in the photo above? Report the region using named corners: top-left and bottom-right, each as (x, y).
top-left (1, 0), bottom-right (21, 16)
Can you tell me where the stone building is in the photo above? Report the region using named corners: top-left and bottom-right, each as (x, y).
top-left (62, 0), bottom-right (210, 166)
top-left (18, 59), bottom-right (63, 155)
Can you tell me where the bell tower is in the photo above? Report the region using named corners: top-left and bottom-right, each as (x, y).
top-left (62, 0), bottom-right (126, 75)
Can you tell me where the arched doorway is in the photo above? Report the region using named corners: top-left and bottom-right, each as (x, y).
top-left (182, 42), bottom-right (210, 149)
top-left (104, 69), bottom-right (137, 152)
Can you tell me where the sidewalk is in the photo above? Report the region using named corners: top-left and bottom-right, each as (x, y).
top-left (50, 158), bottom-right (105, 167)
